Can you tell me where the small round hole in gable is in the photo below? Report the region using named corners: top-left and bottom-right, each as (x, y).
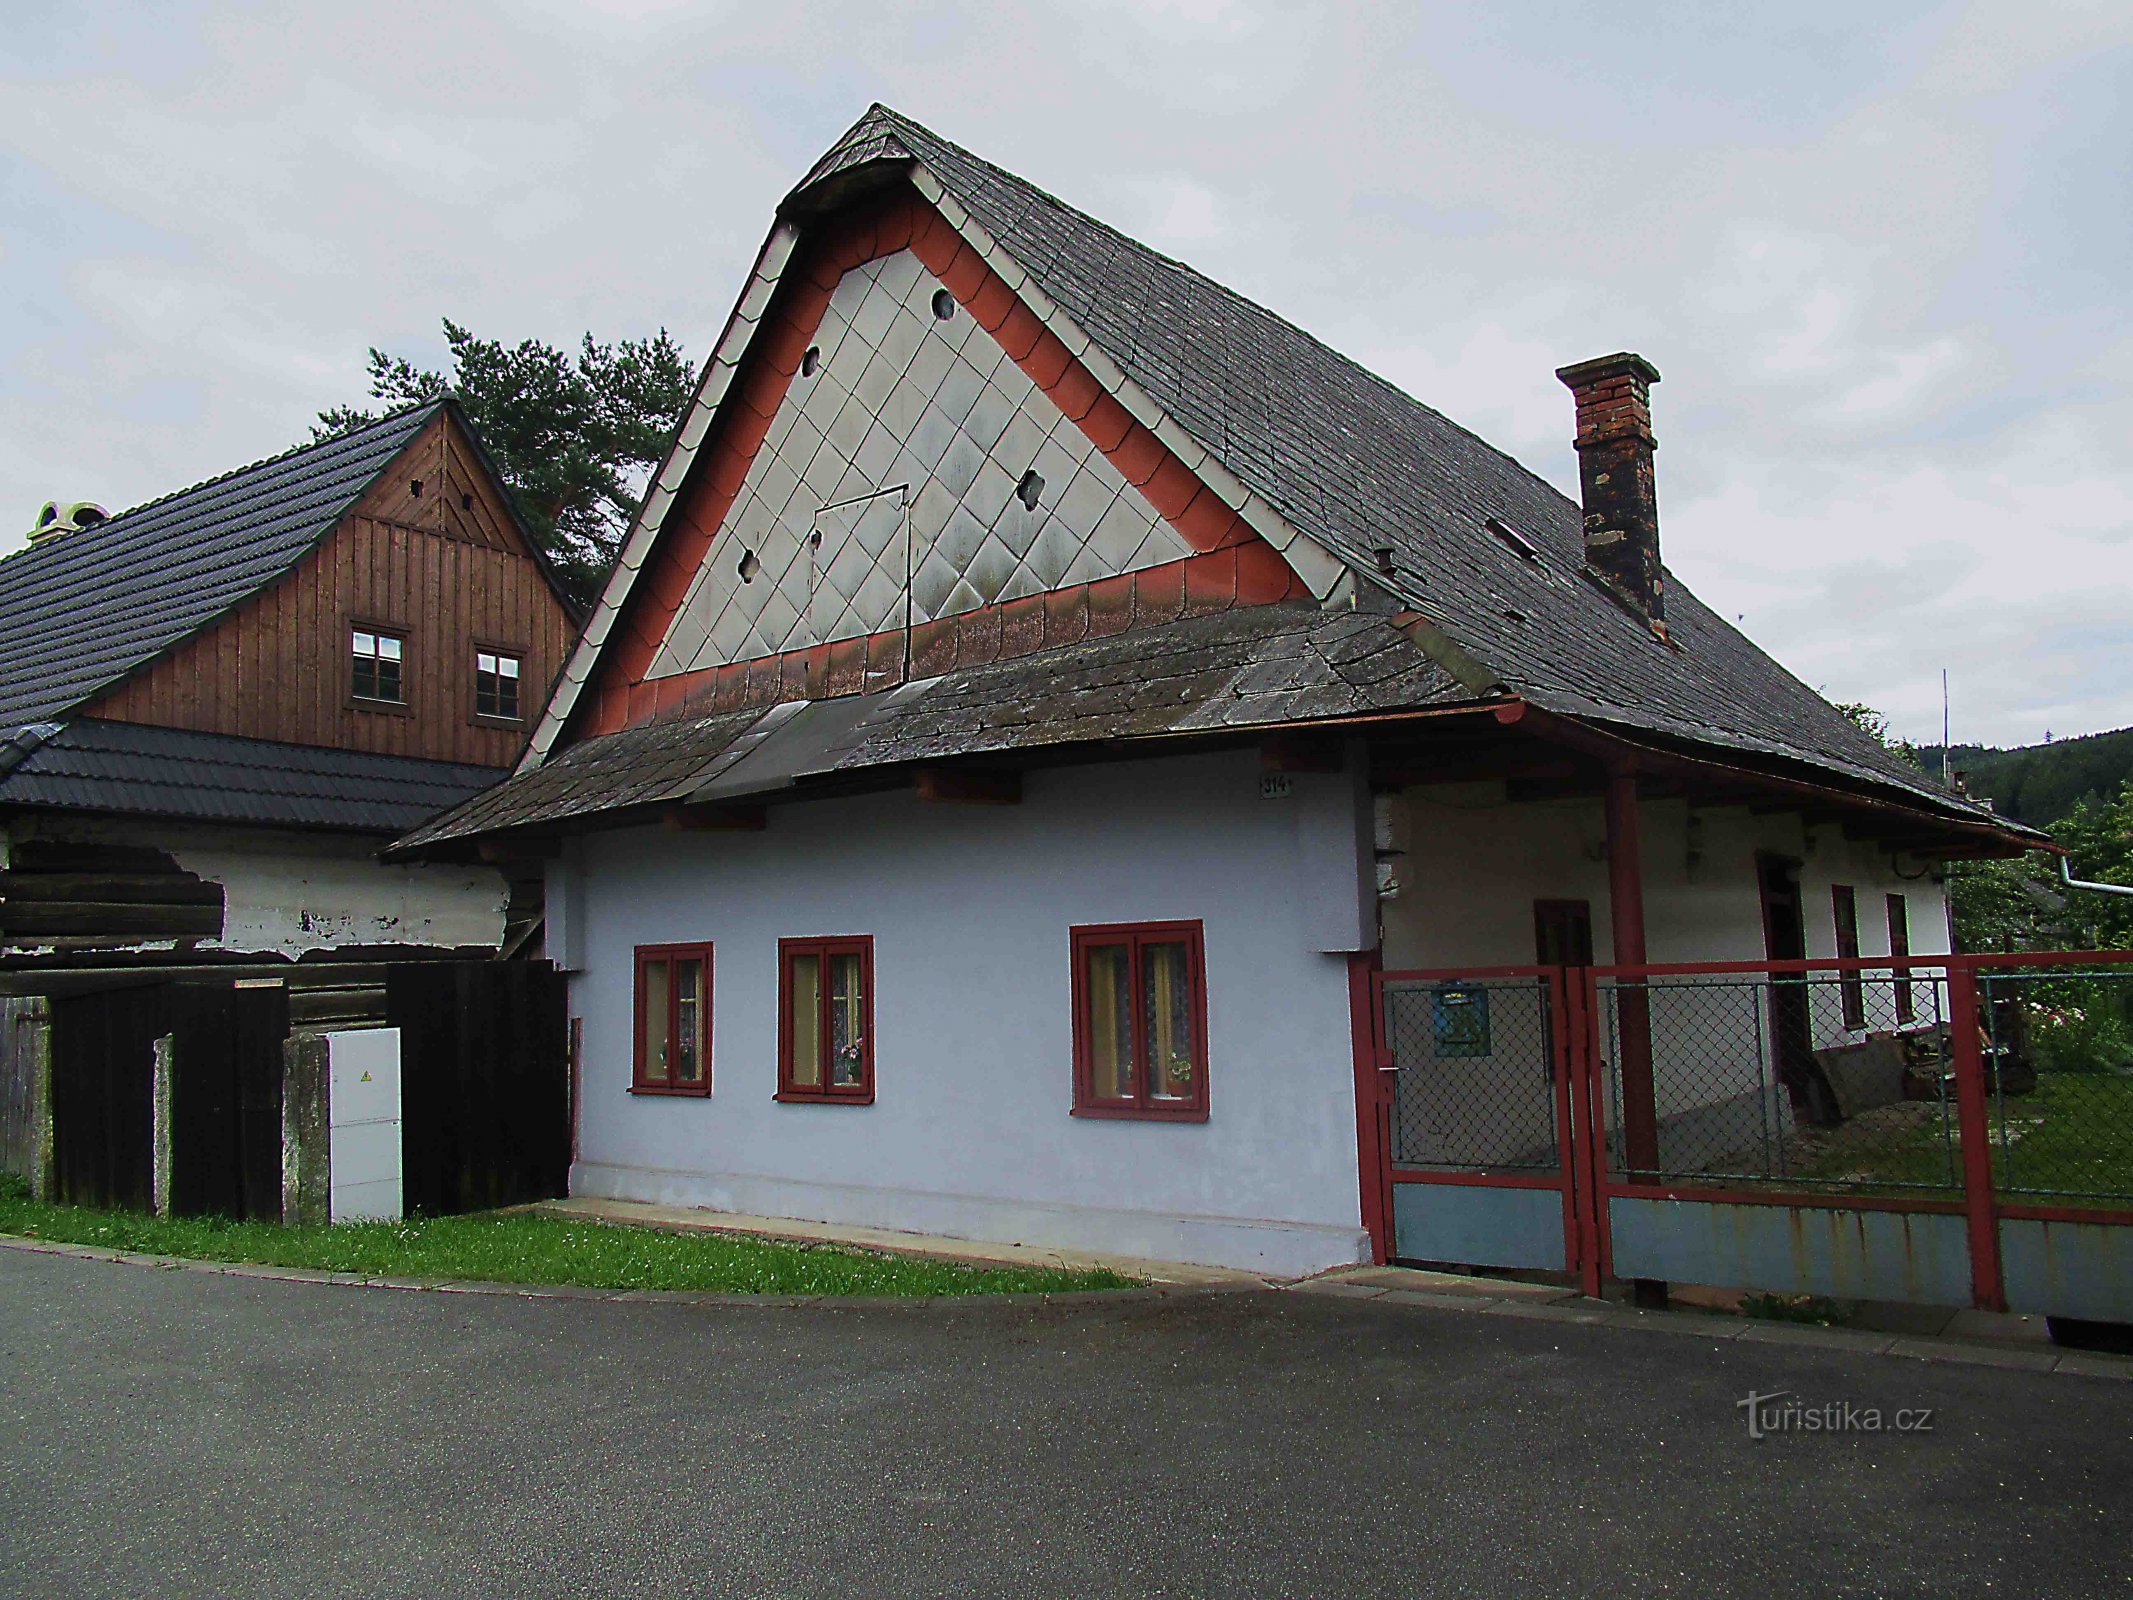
top-left (1016, 470), bottom-right (1044, 511)
top-left (738, 549), bottom-right (761, 583)
top-left (801, 347), bottom-right (821, 377)
top-left (931, 289), bottom-right (956, 321)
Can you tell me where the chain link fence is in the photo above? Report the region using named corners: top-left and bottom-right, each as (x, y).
top-left (1384, 975), bottom-right (1561, 1171)
top-left (1977, 968), bottom-right (2133, 1207)
top-left (1594, 968), bottom-right (1960, 1194)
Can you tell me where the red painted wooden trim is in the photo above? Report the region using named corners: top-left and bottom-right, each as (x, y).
top-left (1948, 964), bottom-right (2008, 1311)
top-left (776, 934), bottom-right (875, 1103)
top-left (583, 185), bottom-right (1309, 737)
top-left (1069, 920), bottom-right (1210, 1121)
top-left (1347, 950), bottom-right (1392, 1265)
top-left (1586, 956), bottom-right (1959, 978)
top-left (632, 942), bottom-right (714, 1096)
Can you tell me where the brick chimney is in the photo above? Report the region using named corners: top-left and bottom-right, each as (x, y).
top-left (1556, 353), bottom-right (1664, 631)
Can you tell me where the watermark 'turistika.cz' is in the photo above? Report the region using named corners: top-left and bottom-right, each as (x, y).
top-left (1738, 1390), bottom-right (1937, 1440)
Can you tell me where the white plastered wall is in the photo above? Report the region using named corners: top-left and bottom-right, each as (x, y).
top-left (561, 748), bottom-right (1373, 1277)
top-left (1377, 784), bottom-right (1955, 1167)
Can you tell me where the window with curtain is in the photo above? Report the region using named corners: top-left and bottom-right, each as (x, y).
top-left (1071, 921), bottom-right (1209, 1121)
top-left (634, 944), bottom-right (712, 1094)
top-left (778, 936), bottom-right (873, 1102)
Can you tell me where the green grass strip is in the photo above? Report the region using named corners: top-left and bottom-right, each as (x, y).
top-left (0, 1176), bottom-right (1134, 1297)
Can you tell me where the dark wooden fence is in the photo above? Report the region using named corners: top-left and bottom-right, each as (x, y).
top-left (168, 983), bottom-right (289, 1220)
top-left (1, 997), bottom-right (44, 1178)
top-left (30, 960), bottom-right (568, 1220)
top-left (389, 961), bottom-right (570, 1215)
top-left (49, 984), bottom-right (167, 1210)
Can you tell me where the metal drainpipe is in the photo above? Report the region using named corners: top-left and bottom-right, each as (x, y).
top-left (2061, 857), bottom-right (2133, 898)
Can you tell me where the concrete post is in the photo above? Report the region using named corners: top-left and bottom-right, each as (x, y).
top-left (151, 1034), bottom-right (175, 1218)
top-left (280, 1033), bottom-right (330, 1227)
top-left (23, 998), bottom-right (54, 1203)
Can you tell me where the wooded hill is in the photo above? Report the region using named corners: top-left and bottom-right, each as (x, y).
top-left (1917, 725), bottom-right (2133, 829)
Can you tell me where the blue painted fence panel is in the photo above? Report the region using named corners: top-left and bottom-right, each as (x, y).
top-left (1394, 1182), bottom-right (1564, 1271)
top-left (2001, 1218), bottom-right (2133, 1323)
top-left (1609, 1196), bottom-right (1972, 1307)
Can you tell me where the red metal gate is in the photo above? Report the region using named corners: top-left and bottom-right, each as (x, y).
top-left (1373, 951), bottom-right (2133, 1321)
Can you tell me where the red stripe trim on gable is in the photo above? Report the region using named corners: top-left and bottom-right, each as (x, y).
top-left (582, 187), bottom-right (1306, 738)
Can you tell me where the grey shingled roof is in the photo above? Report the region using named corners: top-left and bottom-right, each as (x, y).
top-left (794, 107), bottom-right (1972, 816)
top-left (0, 401), bottom-right (441, 727)
top-left (399, 604), bottom-right (1466, 846)
top-left (0, 717), bottom-right (502, 832)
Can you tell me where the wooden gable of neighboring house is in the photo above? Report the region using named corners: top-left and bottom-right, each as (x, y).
top-left (82, 405), bottom-right (577, 771)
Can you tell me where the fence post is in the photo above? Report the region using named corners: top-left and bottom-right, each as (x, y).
top-left (22, 998), bottom-right (54, 1203)
top-left (280, 1032), bottom-right (330, 1227)
top-left (151, 1034), bottom-right (175, 1219)
top-left (1948, 965), bottom-right (2006, 1312)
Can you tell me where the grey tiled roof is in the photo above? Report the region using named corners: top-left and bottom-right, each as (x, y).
top-left (0, 717), bottom-right (502, 832)
top-left (398, 604), bottom-right (1467, 846)
top-left (798, 107), bottom-right (1975, 817)
top-left (0, 401), bottom-right (441, 726)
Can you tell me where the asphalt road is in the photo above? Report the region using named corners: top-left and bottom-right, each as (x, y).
top-left (2, 1250), bottom-right (2128, 1599)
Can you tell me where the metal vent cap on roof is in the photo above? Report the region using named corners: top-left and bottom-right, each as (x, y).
top-left (25, 500), bottom-right (109, 545)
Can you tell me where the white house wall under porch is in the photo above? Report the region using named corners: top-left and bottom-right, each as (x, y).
top-left (553, 748), bottom-right (1377, 1278)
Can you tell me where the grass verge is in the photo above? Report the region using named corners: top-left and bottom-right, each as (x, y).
top-left (0, 1176), bottom-right (1134, 1297)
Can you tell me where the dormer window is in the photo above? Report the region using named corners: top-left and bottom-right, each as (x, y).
top-left (475, 648), bottom-right (522, 721)
top-left (351, 627), bottom-right (405, 704)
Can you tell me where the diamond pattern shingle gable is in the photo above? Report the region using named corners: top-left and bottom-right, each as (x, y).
top-left (0, 401), bottom-right (441, 727)
top-left (788, 107), bottom-right (1958, 810)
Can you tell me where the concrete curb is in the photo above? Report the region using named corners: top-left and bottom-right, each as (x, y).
top-left (0, 1232), bottom-right (1260, 1311)
top-left (1283, 1276), bottom-right (2133, 1379)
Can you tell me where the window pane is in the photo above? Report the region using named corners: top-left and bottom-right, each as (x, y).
top-left (1084, 942), bottom-right (1134, 1099)
top-left (829, 951), bottom-right (864, 1087)
top-left (477, 652), bottom-right (497, 675)
top-left (353, 630), bottom-right (375, 657)
top-left (1142, 940), bottom-right (1196, 1101)
top-left (498, 673), bottom-right (518, 718)
top-left (377, 656), bottom-right (402, 701)
top-left (378, 635), bottom-right (402, 662)
top-left (642, 958), bottom-right (671, 1082)
top-left (476, 676), bottom-right (497, 716)
top-left (499, 655), bottom-right (520, 680)
top-left (788, 953), bottom-right (822, 1088)
top-left (353, 658), bottom-right (377, 699)
top-left (672, 958), bottom-right (703, 1083)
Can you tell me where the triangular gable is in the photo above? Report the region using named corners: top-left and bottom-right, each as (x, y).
top-left (530, 168), bottom-right (1345, 758)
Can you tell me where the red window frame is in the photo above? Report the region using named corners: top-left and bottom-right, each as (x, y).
top-left (1831, 885), bottom-right (1865, 1030)
top-left (632, 943), bottom-right (713, 1095)
top-left (776, 936), bottom-right (874, 1104)
top-left (1070, 920), bottom-right (1210, 1122)
top-left (1887, 892), bottom-right (1915, 1025)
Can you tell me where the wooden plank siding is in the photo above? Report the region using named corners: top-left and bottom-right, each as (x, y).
top-left (81, 412), bottom-right (576, 769)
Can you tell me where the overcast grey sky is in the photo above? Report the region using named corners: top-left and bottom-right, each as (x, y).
top-left (4, 2), bottom-right (2127, 747)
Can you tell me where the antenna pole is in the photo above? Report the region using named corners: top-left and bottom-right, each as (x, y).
top-left (1941, 668), bottom-right (1951, 785)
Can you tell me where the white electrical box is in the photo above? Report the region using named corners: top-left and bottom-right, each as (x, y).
top-left (328, 1028), bottom-right (403, 1222)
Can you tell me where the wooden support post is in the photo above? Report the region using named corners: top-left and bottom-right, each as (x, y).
top-left (21, 997), bottom-right (54, 1202)
top-left (151, 1034), bottom-right (175, 1219)
top-left (280, 1032), bottom-right (330, 1227)
top-left (1605, 763), bottom-right (1667, 1309)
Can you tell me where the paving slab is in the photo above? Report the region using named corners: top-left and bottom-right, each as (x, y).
top-left (1887, 1338), bottom-right (2061, 1372)
top-left (1736, 1322), bottom-right (1898, 1354)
